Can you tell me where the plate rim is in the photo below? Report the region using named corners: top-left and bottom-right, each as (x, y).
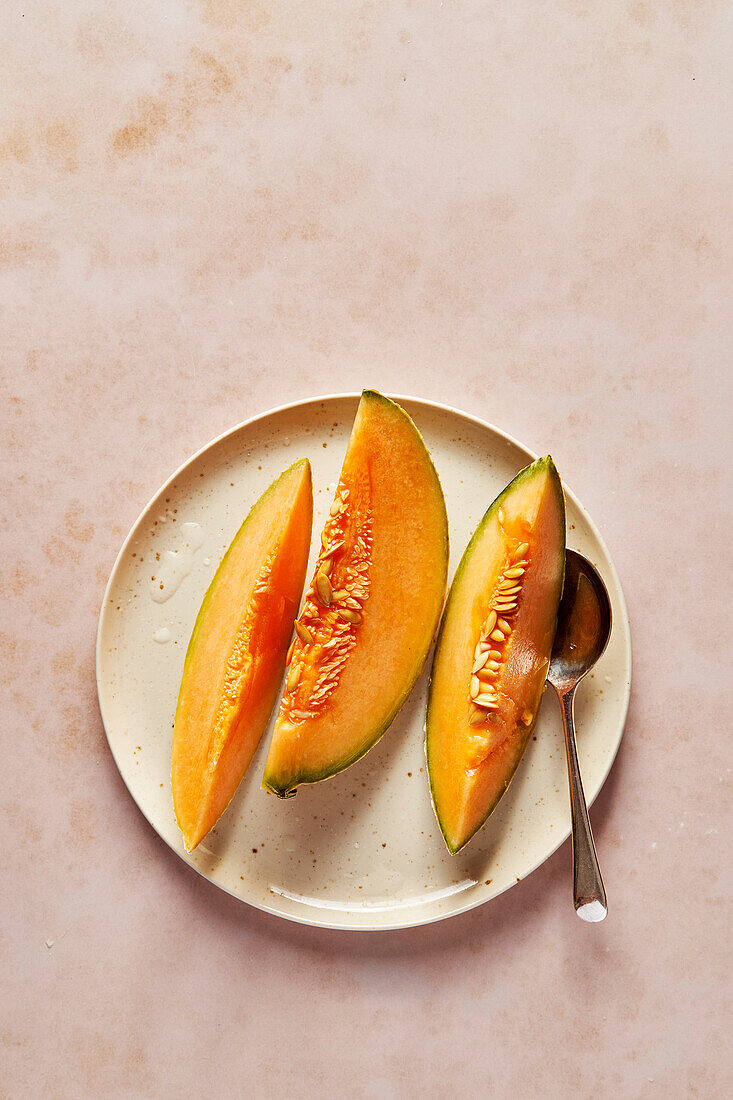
top-left (96, 392), bottom-right (632, 931)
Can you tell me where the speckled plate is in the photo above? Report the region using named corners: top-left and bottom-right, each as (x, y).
top-left (96, 394), bottom-right (631, 930)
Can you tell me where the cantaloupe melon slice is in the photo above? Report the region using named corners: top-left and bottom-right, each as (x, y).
top-left (427, 457), bottom-right (565, 853)
top-left (262, 392), bottom-right (448, 797)
top-left (172, 459), bottom-right (312, 850)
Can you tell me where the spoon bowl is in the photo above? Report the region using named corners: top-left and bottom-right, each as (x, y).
top-left (549, 550), bottom-right (612, 689)
top-left (547, 550), bottom-right (613, 922)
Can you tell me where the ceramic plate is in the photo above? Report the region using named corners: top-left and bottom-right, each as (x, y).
top-left (96, 394), bottom-right (631, 930)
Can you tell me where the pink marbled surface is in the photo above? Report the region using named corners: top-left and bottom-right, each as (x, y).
top-left (2, 2), bottom-right (731, 1097)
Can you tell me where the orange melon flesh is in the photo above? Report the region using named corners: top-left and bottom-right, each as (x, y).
top-left (262, 391), bottom-right (448, 796)
top-left (427, 457), bottom-right (565, 853)
top-left (172, 459), bottom-right (312, 850)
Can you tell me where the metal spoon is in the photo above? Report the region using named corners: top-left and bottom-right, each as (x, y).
top-left (547, 549), bottom-right (612, 922)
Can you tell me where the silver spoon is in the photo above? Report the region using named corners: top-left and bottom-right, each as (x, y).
top-left (547, 549), bottom-right (612, 922)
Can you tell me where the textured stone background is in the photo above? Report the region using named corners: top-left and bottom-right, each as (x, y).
top-left (2, 2), bottom-right (730, 1097)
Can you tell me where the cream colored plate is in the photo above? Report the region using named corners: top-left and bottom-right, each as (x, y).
top-left (96, 395), bottom-right (631, 930)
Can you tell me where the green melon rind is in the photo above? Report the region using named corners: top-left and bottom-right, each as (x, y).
top-left (261, 391), bottom-right (449, 797)
top-left (426, 455), bottom-right (565, 854)
top-left (174, 457), bottom-right (311, 727)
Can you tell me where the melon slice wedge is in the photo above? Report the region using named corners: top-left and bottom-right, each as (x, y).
top-left (172, 458), bottom-right (312, 850)
top-left (427, 456), bottom-right (565, 853)
top-left (262, 391), bottom-right (448, 797)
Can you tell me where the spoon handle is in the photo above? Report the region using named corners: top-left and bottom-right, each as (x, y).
top-left (559, 687), bottom-right (607, 921)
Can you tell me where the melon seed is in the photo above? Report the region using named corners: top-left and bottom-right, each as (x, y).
top-left (338, 608), bottom-right (362, 624)
top-left (497, 618), bottom-right (511, 633)
top-left (511, 542), bottom-right (529, 561)
top-left (286, 640), bottom-right (295, 665)
top-left (490, 629), bottom-right (505, 642)
top-left (468, 707), bottom-right (485, 725)
top-left (295, 621), bottom-right (313, 645)
top-left (484, 609), bottom-right (497, 634)
top-left (470, 676), bottom-right (480, 699)
top-left (472, 650), bottom-right (490, 674)
top-left (488, 649), bottom-right (502, 660)
top-left (291, 709), bottom-right (311, 720)
top-left (319, 556), bottom-right (333, 576)
top-left (505, 567), bottom-right (525, 578)
top-left (286, 663), bottom-right (302, 691)
top-left (329, 499), bottom-right (342, 516)
top-left (316, 573), bottom-right (333, 606)
top-left (477, 667), bottom-right (498, 681)
top-left (477, 687), bottom-right (497, 700)
top-left (486, 660), bottom-right (501, 671)
top-left (331, 588), bottom-right (348, 601)
top-left (474, 694), bottom-right (498, 710)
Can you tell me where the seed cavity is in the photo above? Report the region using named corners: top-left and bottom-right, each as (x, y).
top-left (282, 483), bottom-right (373, 721)
top-left (467, 541), bottom-right (531, 724)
